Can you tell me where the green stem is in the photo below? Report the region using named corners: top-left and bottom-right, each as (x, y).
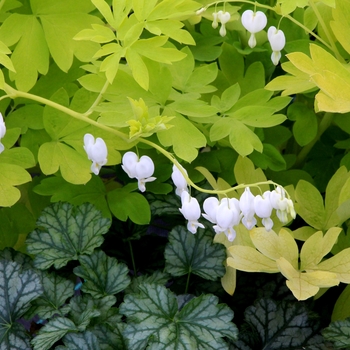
top-left (308, 0), bottom-right (344, 62)
top-left (294, 112), bottom-right (334, 168)
top-left (83, 79), bottom-right (110, 117)
top-left (185, 271), bottom-right (191, 294)
top-left (128, 240), bottom-right (137, 276)
top-left (3, 83), bottom-right (130, 141)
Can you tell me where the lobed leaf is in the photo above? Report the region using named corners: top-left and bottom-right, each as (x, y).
top-left (74, 250), bottom-right (131, 298)
top-left (165, 226), bottom-right (226, 280)
top-left (120, 283), bottom-right (237, 349)
top-left (26, 202), bottom-right (111, 269)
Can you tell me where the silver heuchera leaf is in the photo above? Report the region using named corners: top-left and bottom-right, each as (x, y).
top-left (26, 202), bottom-right (111, 269)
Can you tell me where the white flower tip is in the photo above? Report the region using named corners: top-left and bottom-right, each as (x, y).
top-left (196, 7), bottom-right (206, 15)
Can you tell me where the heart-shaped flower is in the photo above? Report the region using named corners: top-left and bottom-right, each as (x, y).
top-left (121, 151), bottom-right (156, 192)
top-left (83, 133), bottom-right (108, 175)
top-left (0, 113), bottom-right (6, 154)
top-left (267, 26), bottom-right (286, 65)
top-left (241, 10), bottom-right (267, 48)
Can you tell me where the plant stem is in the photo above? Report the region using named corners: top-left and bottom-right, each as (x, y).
top-left (308, 0), bottom-right (344, 62)
top-left (128, 240), bottom-right (137, 276)
top-left (294, 112), bottom-right (334, 168)
top-left (3, 83), bottom-right (130, 141)
top-left (185, 271), bottom-right (191, 294)
top-left (83, 79), bottom-right (110, 117)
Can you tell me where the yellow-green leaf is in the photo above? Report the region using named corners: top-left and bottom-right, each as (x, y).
top-left (250, 228), bottom-right (299, 269)
top-left (276, 257), bottom-right (339, 300)
top-left (317, 248), bottom-right (350, 283)
top-left (0, 163), bottom-right (32, 206)
top-left (331, 0), bottom-right (350, 55)
top-left (300, 227), bottom-right (343, 270)
top-left (221, 264), bottom-right (236, 296)
top-left (227, 246), bottom-right (278, 273)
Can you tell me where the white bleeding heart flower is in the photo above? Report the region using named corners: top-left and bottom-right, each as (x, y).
top-left (83, 133), bottom-right (108, 175)
top-left (212, 12), bottom-right (219, 29)
top-left (241, 10), bottom-right (267, 48)
top-left (0, 113), bottom-right (6, 154)
top-left (239, 187), bottom-right (257, 230)
top-left (179, 191), bottom-right (204, 234)
top-left (121, 151), bottom-right (156, 192)
top-left (267, 26), bottom-right (286, 65)
top-left (217, 10), bottom-right (231, 37)
top-left (171, 164), bottom-right (188, 196)
top-left (254, 192), bottom-right (274, 231)
top-left (202, 196), bottom-right (220, 224)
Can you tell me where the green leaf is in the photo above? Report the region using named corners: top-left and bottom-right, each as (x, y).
top-left (331, 0), bottom-right (350, 55)
top-left (107, 187), bottom-right (151, 225)
top-left (126, 270), bottom-right (170, 294)
top-left (288, 102), bottom-right (318, 146)
top-left (92, 324), bottom-right (127, 350)
top-left (332, 285), bottom-right (350, 321)
top-left (232, 298), bottom-right (325, 349)
top-left (157, 113), bottom-right (206, 162)
top-left (31, 317), bottom-right (78, 350)
top-left (295, 180), bottom-right (326, 230)
top-left (120, 283), bottom-right (238, 349)
top-left (287, 44), bottom-right (350, 113)
top-left (25, 271), bottom-right (74, 320)
top-left (26, 202), bottom-right (111, 269)
top-left (210, 118), bottom-right (263, 156)
top-left (0, 163), bottom-right (32, 207)
top-left (0, 259), bottom-right (43, 348)
top-left (33, 175), bottom-right (110, 219)
top-left (61, 331), bottom-right (101, 350)
top-left (164, 226), bottom-right (226, 280)
top-left (322, 318), bottom-right (350, 348)
top-left (74, 250), bottom-right (130, 298)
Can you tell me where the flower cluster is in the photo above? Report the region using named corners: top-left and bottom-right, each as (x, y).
top-left (171, 165), bottom-right (295, 241)
top-left (84, 138), bottom-right (295, 241)
top-left (83, 133), bottom-right (108, 175)
top-left (241, 9), bottom-right (286, 65)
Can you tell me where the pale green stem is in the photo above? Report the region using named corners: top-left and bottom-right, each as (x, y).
top-left (82, 79), bottom-right (110, 117)
top-left (3, 83), bottom-right (130, 141)
top-left (294, 112), bottom-right (334, 168)
top-left (185, 270), bottom-right (191, 294)
top-left (308, 0), bottom-right (344, 62)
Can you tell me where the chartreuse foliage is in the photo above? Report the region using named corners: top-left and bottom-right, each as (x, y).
top-left (1, 0), bottom-right (350, 347)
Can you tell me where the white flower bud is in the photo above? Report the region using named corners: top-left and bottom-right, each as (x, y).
top-left (171, 164), bottom-right (188, 196)
top-left (196, 7), bottom-right (206, 15)
top-left (239, 187), bottom-right (257, 230)
top-left (212, 12), bottom-right (219, 29)
top-left (202, 197), bottom-right (220, 224)
top-left (83, 133), bottom-right (108, 175)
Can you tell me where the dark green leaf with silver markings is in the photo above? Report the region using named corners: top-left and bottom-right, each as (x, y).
top-left (231, 298), bottom-right (325, 349)
top-left (126, 270), bottom-right (170, 294)
top-left (120, 283), bottom-right (238, 350)
top-left (26, 202), bottom-right (111, 269)
top-left (92, 324), bottom-right (128, 350)
top-left (322, 317), bottom-right (350, 348)
top-left (74, 250), bottom-right (130, 298)
top-left (25, 271), bottom-right (74, 320)
top-left (31, 317), bottom-right (78, 350)
top-left (61, 331), bottom-right (101, 350)
top-left (165, 226), bottom-right (226, 280)
top-left (0, 323), bottom-right (32, 350)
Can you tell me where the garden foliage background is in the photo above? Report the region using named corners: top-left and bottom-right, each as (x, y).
top-left (1, 0), bottom-right (350, 348)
